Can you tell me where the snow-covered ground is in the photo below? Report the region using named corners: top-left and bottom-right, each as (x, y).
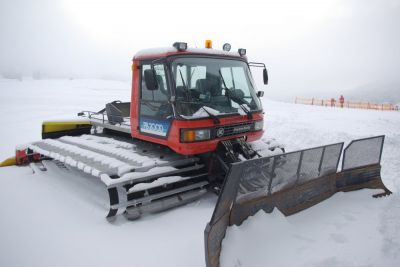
top-left (0, 78), bottom-right (399, 267)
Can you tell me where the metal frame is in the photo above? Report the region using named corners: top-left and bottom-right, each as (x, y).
top-left (248, 62), bottom-right (266, 68)
top-left (78, 110), bottom-right (132, 134)
top-left (342, 135), bottom-right (385, 170)
top-left (236, 142), bottom-right (343, 199)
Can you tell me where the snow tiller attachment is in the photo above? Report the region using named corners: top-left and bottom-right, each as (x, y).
top-left (204, 135), bottom-right (391, 267)
top-left (25, 134), bottom-right (209, 220)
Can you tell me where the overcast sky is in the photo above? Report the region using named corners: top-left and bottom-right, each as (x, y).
top-left (0, 0), bottom-right (399, 100)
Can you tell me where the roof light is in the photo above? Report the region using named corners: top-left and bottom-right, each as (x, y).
top-left (173, 42), bottom-right (187, 51)
top-left (205, 40), bottom-right (212, 49)
top-left (222, 43), bottom-right (231, 52)
top-left (238, 48), bottom-right (246, 56)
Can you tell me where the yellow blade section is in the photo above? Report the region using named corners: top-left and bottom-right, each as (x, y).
top-left (0, 156), bottom-right (17, 167)
top-left (42, 120), bottom-right (91, 134)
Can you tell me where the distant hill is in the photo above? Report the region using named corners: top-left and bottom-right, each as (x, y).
top-left (344, 81), bottom-right (400, 105)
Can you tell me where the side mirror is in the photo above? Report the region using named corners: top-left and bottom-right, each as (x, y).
top-left (263, 68), bottom-right (268, 85)
top-left (144, 69), bottom-right (158, 90)
top-left (257, 91), bottom-right (264, 98)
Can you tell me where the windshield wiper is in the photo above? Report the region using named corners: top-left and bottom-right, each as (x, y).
top-left (179, 69), bottom-right (191, 100)
top-left (218, 70), bottom-right (252, 119)
top-left (202, 107), bottom-right (220, 124)
top-left (219, 70), bottom-right (229, 90)
top-left (239, 104), bottom-right (253, 119)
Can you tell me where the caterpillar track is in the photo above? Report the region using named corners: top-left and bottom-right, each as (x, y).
top-left (28, 134), bottom-right (209, 220)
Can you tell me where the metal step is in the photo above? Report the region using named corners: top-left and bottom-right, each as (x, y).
top-left (125, 188), bottom-right (208, 220)
top-left (120, 180), bottom-right (209, 209)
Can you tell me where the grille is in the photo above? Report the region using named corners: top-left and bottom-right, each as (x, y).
top-left (216, 121), bottom-right (254, 138)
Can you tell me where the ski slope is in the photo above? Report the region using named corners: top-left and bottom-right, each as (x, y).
top-left (0, 78), bottom-right (399, 267)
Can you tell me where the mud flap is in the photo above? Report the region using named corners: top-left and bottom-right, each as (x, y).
top-left (204, 135), bottom-right (391, 267)
top-left (106, 187), bottom-right (120, 220)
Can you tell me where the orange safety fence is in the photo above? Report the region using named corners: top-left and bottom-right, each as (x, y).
top-left (295, 97), bottom-right (399, 111)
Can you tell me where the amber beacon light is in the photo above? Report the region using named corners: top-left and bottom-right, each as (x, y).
top-left (205, 40), bottom-right (212, 49)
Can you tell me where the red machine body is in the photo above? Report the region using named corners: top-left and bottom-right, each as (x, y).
top-left (128, 46), bottom-right (265, 155)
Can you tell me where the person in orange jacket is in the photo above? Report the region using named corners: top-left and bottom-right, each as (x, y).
top-left (339, 95), bottom-right (344, 108)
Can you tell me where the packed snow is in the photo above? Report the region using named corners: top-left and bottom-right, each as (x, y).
top-left (182, 106), bottom-right (221, 119)
top-left (181, 103), bottom-right (250, 119)
top-left (134, 47), bottom-right (242, 59)
top-left (0, 78), bottom-right (399, 267)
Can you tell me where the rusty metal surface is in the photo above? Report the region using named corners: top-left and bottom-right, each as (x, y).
top-left (205, 136), bottom-right (391, 267)
top-left (204, 212), bottom-right (230, 267)
top-left (204, 164), bottom-right (243, 267)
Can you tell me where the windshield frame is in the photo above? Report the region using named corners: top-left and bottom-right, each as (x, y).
top-left (165, 55), bottom-right (262, 120)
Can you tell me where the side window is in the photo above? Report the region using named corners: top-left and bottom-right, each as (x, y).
top-left (141, 64), bottom-right (169, 101)
top-left (141, 65), bottom-right (152, 100)
top-left (140, 63), bottom-right (172, 120)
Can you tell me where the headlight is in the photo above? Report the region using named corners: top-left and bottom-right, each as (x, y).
top-left (254, 120), bottom-right (264, 131)
top-left (181, 129), bottom-right (211, 142)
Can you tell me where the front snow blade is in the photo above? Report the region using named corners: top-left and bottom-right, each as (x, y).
top-left (204, 135), bottom-right (391, 267)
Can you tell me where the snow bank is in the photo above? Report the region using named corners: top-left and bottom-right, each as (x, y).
top-left (221, 191), bottom-right (399, 267)
top-left (220, 97), bottom-right (400, 267)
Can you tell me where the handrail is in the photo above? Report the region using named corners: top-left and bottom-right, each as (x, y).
top-left (78, 110), bottom-right (131, 126)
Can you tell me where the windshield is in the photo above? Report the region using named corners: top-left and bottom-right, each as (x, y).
top-left (171, 57), bottom-right (261, 118)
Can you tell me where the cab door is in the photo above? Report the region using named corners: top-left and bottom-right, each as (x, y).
top-left (138, 62), bottom-right (173, 139)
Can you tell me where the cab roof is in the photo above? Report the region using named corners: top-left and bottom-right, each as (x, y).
top-left (133, 47), bottom-right (246, 61)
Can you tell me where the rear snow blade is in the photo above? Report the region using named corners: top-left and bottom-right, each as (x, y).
top-left (0, 156), bottom-right (17, 167)
top-left (204, 135), bottom-right (391, 267)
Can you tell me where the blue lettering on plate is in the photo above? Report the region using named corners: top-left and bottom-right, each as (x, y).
top-left (139, 117), bottom-right (171, 137)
